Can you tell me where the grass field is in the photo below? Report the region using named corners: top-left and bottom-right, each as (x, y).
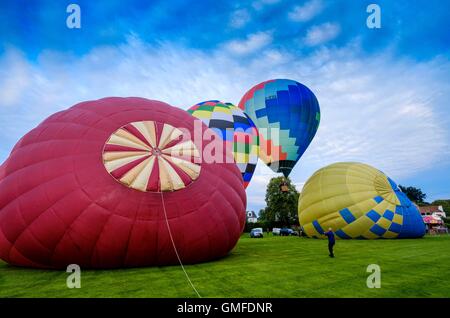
top-left (1, 235), bottom-right (450, 298)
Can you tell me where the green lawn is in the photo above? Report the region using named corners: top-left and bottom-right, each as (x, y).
top-left (1, 235), bottom-right (449, 298)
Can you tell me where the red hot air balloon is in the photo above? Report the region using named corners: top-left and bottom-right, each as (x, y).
top-left (0, 97), bottom-right (246, 269)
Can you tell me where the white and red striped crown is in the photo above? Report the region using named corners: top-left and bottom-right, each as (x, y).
top-left (102, 121), bottom-right (201, 192)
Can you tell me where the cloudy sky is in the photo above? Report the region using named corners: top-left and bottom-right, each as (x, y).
top-left (1, 0), bottom-right (449, 212)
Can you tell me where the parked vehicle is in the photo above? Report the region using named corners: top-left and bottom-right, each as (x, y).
top-left (272, 228), bottom-right (281, 236)
top-left (280, 228), bottom-right (299, 236)
top-left (250, 228), bottom-right (264, 238)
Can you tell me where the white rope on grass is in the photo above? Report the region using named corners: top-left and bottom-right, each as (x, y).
top-left (160, 191), bottom-right (202, 298)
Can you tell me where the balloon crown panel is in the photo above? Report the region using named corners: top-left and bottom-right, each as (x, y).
top-left (103, 121), bottom-right (201, 192)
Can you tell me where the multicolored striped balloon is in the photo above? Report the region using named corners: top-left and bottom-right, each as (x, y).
top-left (188, 101), bottom-right (259, 189)
top-left (298, 162), bottom-right (426, 239)
top-left (239, 79), bottom-right (320, 177)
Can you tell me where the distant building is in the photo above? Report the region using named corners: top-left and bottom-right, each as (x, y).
top-left (418, 205), bottom-right (446, 219)
top-left (419, 206), bottom-right (448, 234)
top-left (246, 211), bottom-right (258, 223)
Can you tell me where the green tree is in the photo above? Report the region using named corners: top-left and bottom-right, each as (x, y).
top-left (398, 185), bottom-right (427, 204)
top-left (259, 177), bottom-right (299, 228)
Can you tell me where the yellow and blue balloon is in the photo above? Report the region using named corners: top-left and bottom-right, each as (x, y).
top-left (298, 162), bottom-right (425, 239)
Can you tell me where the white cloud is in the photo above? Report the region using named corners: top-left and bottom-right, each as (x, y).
top-left (304, 22), bottom-right (340, 46)
top-left (224, 31), bottom-right (273, 55)
top-left (0, 38), bottom-right (449, 211)
top-left (229, 9), bottom-right (251, 29)
top-left (0, 49), bottom-right (31, 107)
top-left (252, 0), bottom-right (281, 11)
top-left (288, 0), bottom-right (324, 22)
top-left (293, 182), bottom-right (305, 192)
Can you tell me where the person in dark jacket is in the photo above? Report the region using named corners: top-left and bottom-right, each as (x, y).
top-left (324, 228), bottom-right (335, 258)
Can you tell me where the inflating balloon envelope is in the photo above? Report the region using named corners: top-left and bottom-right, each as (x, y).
top-left (239, 79), bottom-right (320, 177)
top-left (188, 100), bottom-right (259, 189)
top-left (298, 162), bottom-right (426, 239)
top-left (0, 97), bottom-right (246, 269)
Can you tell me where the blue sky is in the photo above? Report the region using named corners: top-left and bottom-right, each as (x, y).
top-left (1, 0), bottom-right (449, 211)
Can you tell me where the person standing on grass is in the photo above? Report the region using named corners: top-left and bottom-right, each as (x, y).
top-left (324, 228), bottom-right (335, 258)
